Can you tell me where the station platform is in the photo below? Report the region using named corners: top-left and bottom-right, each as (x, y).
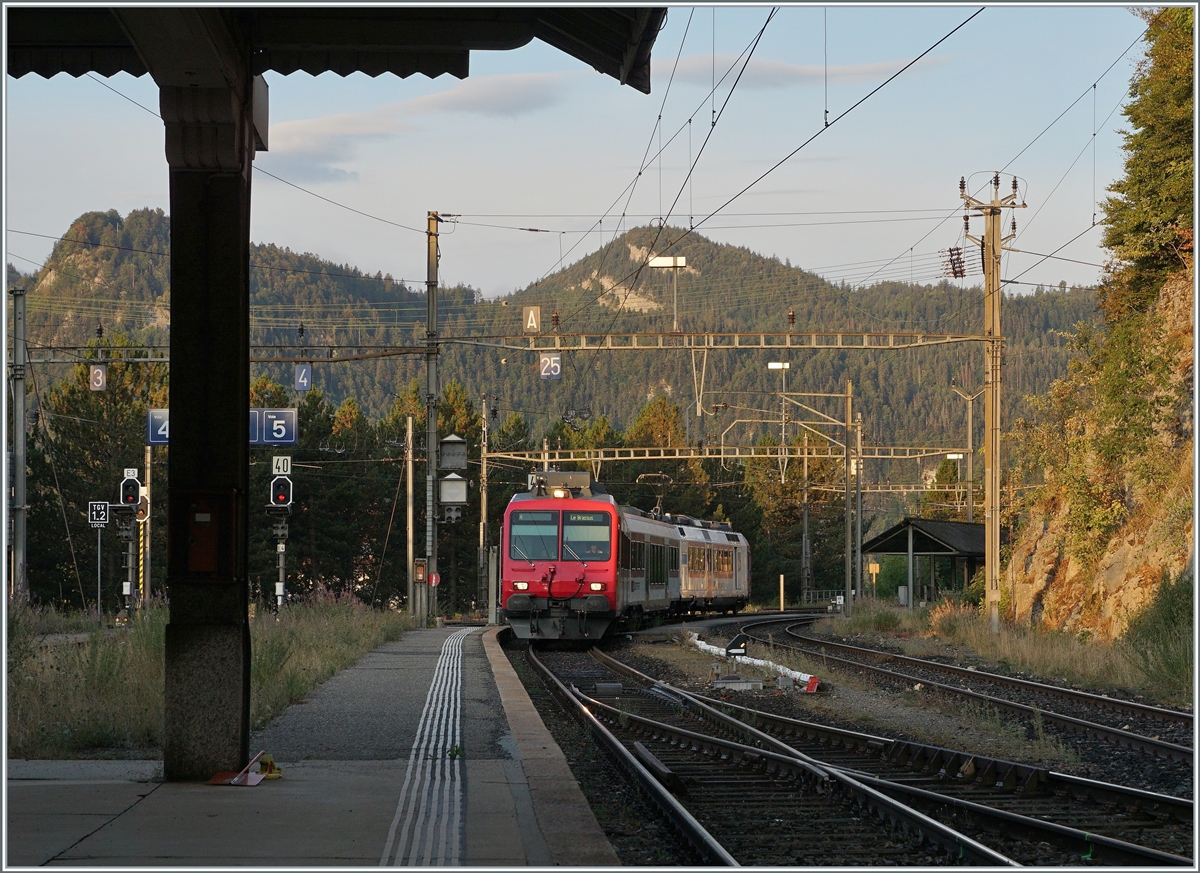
top-left (6, 627), bottom-right (619, 867)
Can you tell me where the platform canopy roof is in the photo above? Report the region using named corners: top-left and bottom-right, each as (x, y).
top-left (7, 7), bottom-right (666, 93)
top-left (862, 518), bottom-right (985, 558)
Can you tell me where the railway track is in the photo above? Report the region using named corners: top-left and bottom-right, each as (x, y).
top-left (529, 646), bottom-right (1009, 866)
top-left (737, 616), bottom-right (1193, 764)
top-left (593, 646), bottom-right (1194, 864)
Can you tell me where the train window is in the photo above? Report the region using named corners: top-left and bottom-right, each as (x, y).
top-left (668, 546), bottom-right (679, 572)
top-left (648, 543), bottom-right (667, 586)
top-left (509, 510), bottom-right (559, 561)
top-left (562, 511), bottom-right (611, 562)
top-left (631, 540), bottom-right (645, 571)
top-left (715, 549), bottom-right (733, 573)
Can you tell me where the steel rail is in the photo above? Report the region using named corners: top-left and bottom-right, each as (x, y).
top-left (525, 646), bottom-right (738, 866)
top-left (784, 627), bottom-right (1192, 727)
top-left (598, 646), bottom-right (1193, 815)
top-left (850, 771), bottom-right (1193, 867)
top-left (594, 648), bottom-right (1194, 866)
top-left (571, 681), bottom-right (1015, 866)
top-left (747, 624), bottom-right (1194, 762)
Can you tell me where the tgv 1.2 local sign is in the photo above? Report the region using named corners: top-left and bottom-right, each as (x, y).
top-left (147, 409), bottom-right (298, 446)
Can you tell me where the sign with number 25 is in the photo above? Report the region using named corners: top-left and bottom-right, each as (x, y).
top-left (539, 353), bottom-right (561, 380)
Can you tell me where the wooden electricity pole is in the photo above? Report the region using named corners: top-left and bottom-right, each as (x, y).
top-left (960, 174), bottom-right (1024, 632)
top-left (426, 211), bottom-right (440, 621)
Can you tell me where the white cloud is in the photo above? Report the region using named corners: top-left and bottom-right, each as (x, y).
top-left (261, 72), bottom-right (577, 181)
top-left (672, 53), bottom-right (944, 90)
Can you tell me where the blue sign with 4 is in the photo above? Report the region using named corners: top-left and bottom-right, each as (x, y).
top-left (147, 408), bottom-right (299, 446)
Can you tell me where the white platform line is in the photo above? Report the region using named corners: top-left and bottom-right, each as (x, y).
top-left (380, 628), bottom-right (472, 867)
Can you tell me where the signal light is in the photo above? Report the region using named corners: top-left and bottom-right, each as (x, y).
top-left (270, 476), bottom-right (292, 507)
top-left (120, 477), bottom-right (140, 506)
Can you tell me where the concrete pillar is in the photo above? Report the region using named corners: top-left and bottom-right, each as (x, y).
top-left (159, 80), bottom-right (259, 780)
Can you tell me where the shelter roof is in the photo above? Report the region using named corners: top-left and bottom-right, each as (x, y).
top-left (862, 517), bottom-right (985, 558)
top-left (7, 8), bottom-right (665, 93)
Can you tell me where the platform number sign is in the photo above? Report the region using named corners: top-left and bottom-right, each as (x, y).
top-left (88, 501), bottom-right (109, 528)
top-left (539, 353), bottom-right (561, 380)
top-left (89, 364), bottom-right (107, 392)
top-left (294, 363), bottom-right (312, 392)
top-left (262, 409), bottom-right (297, 445)
top-left (146, 408), bottom-right (298, 445)
top-left (147, 409), bottom-right (170, 445)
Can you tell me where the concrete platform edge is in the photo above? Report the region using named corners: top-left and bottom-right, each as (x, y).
top-left (481, 626), bottom-right (621, 867)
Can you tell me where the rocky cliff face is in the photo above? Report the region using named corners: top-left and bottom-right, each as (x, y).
top-left (1009, 262), bottom-right (1194, 639)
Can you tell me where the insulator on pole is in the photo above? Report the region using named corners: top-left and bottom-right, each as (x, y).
top-left (1012, 177), bottom-right (1018, 195)
top-left (959, 176), bottom-right (966, 195)
top-left (298, 322), bottom-right (305, 339)
top-left (787, 308), bottom-right (795, 327)
top-left (551, 309), bottom-right (559, 329)
top-left (1011, 218), bottom-right (1017, 235)
top-left (993, 172), bottom-right (1000, 190)
top-left (96, 324), bottom-right (104, 338)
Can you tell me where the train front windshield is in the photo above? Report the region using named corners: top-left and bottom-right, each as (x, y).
top-left (509, 511), bottom-right (559, 561)
top-left (562, 511), bottom-right (611, 562)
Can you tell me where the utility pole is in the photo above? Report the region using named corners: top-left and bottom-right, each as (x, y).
top-left (9, 286), bottom-right (28, 603)
top-left (143, 444), bottom-right (152, 606)
top-left (855, 411), bottom-right (863, 599)
top-left (426, 211), bottom-right (440, 623)
top-left (844, 380), bottom-right (853, 616)
top-left (768, 362), bottom-right (789, 482)
top-left (951, 382), bottom-right (984, 523)
top-left (406, 415), bottom-right (414, 618)
top-left (649, 255), bottom-right (686, 332)
top-left (961, 173), bottom-right (1024, 633)
top-left (801, 431), bottom-right (812, 602)
top-left (480, 393), bottom-right (490, 621)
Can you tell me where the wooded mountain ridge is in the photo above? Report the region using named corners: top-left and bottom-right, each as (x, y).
top-left (10, 209), bottom-right (1098, 455)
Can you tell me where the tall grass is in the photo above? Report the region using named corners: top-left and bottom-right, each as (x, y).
top-left (249, 590), bottom-right (410, 729)
top-left (7, 606), bottom-right (167, 757)
top-left (7, 592), bottom-right (411, 759)
top-left (1118, 567), bottom-right (1193, 701)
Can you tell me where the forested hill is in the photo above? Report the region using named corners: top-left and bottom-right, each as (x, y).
top-left (10, 208), bottom-right (1098, 447)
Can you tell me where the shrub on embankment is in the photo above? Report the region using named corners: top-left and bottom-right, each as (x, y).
top-left (7, 592), bottom-right (409, 759)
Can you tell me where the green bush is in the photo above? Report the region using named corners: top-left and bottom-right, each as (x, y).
top-left (1119, 566), bottom-right (1193, 700)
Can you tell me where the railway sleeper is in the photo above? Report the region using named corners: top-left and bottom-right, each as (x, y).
top-left (886, 741), bottom-right (1049, 793)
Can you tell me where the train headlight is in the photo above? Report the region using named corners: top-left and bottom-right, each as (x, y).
top-left (513, 581), bottom-right (529, 590)
top-left (551, 487), bottom-right (569, 499)
top-left (588, 582), bottom-right (606, 591)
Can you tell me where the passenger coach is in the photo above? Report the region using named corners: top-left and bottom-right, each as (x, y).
top-left (501, 473), bottom-right (749, 640)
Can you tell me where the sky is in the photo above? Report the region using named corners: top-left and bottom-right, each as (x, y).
top-left (5, 5), bottom-right (1151, 300)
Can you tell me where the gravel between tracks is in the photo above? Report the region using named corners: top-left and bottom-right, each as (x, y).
top-left (612, 630), bottom-right (1194, 800)
top-left (501, 635), bottom-right (704, 866)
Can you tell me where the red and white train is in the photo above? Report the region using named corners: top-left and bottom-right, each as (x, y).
top-left (501, 473), bottom-right (750, 640)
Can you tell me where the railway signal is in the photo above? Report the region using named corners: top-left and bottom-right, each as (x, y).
top-left (270, 476), bottom-right (293, 507)
top-left (119, 474), bottom-right (140, 507)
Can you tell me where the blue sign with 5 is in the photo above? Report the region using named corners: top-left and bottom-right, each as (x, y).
top-left (147, 408), bottom-right (298, 446)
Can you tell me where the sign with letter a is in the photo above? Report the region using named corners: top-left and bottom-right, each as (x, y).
top-left (522, 306), bottom-right (541, 333)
